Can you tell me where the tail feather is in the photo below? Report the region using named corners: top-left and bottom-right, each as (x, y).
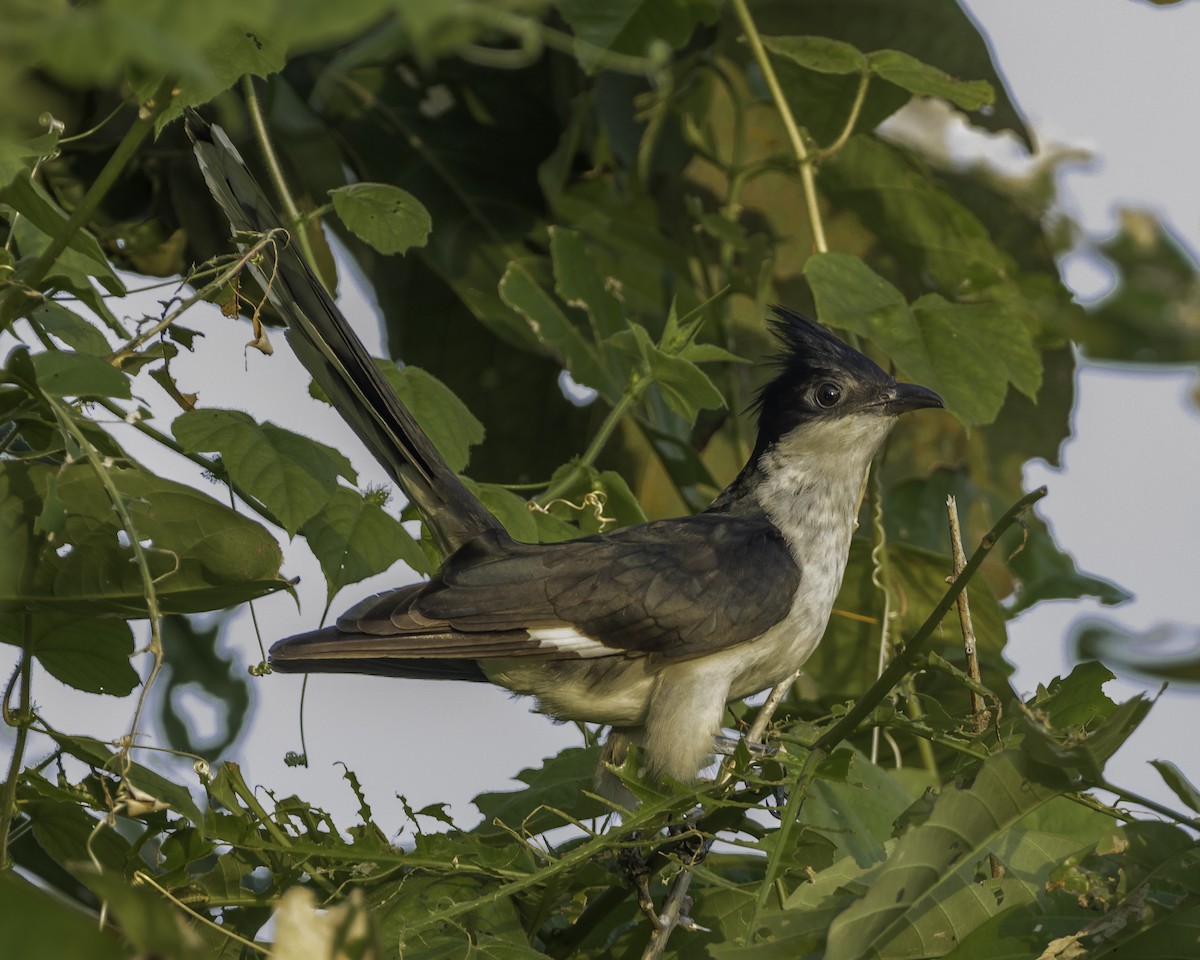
top-left (185, 109), bottom-right (503, 558)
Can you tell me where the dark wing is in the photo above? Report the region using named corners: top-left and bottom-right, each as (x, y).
top-left (269, 516), bottom-right (801, 674)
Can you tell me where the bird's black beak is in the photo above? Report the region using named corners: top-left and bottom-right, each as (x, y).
top-left (882, 382), bottom-right (944, 415)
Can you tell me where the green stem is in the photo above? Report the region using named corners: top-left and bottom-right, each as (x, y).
top-left (730, 0), bottom-right (827, 253)
top-left (537, 382), bottom-right (643, 505)
top-left (815, 69), bottom-right (871, 159)
top-left (744, 746), bottom-right (822, 940)
top-left (48, 398), bottom-right (165, 785)
top-left (0, 78), bottom-right (176, 332)
top-left (814, 486), bottom-right (1048, 754)
top-left (242, 77), bottom-right (320, 276)
top-left (0, 616), bottom-right (34, 870)
top-left (1098, 779), bottom-right (1196, 827)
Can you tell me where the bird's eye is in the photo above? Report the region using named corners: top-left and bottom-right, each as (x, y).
top-left (814, 382), bottom-right (842, 408)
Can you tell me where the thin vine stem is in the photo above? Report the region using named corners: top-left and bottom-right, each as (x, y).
top-left (0, 615), bottom-right (34, 869)
top-left (242, 77), bottom-right (320, 275)
top-left (46, 397), bottom-right (166, 791)
top-left (730, 0), bottom-right (827, 253)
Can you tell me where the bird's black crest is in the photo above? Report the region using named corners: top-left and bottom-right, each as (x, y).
top-left (765, 306), bottom-right (886, 384)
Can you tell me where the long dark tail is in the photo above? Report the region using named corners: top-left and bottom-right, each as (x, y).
top-left (185, 109), bottom-right (503, 558)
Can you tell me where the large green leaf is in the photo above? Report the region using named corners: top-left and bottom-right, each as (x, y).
top-left (173, 408), bottom-right (356, 536)
top-left (549, 226), bottom-right (627, 340)
top-left (1, 170), bottom-right (118, 274)
top-left (30, 351), bottom-right (131, 399)
top-left (499, 258), bottom-right (618, 398)
top-left (806, 252), bottom-right (1042, 425)
top-left (300, 486), bottom-right (429, 600)
top-left (819, 136), bottom-right (1017, 295)
top-left (0, 873), bottom-right (126, 960)
top-left (1, 460), bottom-right (288, 616)
top-left (377, 363), bottom-right (484, 474)
top-left (824, 751), bottom-right (1075, 960)
top-left (0, 612), bottom-right (138, 696)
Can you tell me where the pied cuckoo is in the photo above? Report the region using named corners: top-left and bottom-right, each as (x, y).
top-left (187, 111), bottom-right (943, 789)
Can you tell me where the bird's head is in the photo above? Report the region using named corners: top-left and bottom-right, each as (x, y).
top-left (752, 308), bottom-right (943, 463)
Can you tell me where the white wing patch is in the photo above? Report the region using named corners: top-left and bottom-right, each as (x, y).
top-left (527, 626), bottom-right (617, 658)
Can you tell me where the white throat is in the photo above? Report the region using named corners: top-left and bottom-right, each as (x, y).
top-left (753, 413), bottom-right (895, 564)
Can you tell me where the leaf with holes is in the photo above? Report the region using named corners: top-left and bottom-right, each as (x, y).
top-left (331, 182), bottom-right (431, 255)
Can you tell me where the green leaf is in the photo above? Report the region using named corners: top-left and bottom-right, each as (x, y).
top-left (0, 613), bottom-right (138, 696)
top-left (49, 732), bottom-right (205, 829)
top-left (819, 136), bottom-right (1016, 294)
top-left (792, 750), bottom-right (916, 867)
top-left (1150, 760), bottom-right (1200, 814)
top-left (173, 408), bottom-right (355, 536)
top-left (824, 751), bottom-right (1074, 960)
top-left (156, 24), bottom-right (286, 131)
top-left (300, 486), bottom-right (429, 600)
top-left (1006, 521), bottom-right (1130, 614)
top-left (1074, 620), bottom-right (1200, 684)
top-left (1, 170), bottom-right (115, 273)
top-left (608, 321), bottom-right (725, 421)
top-left (467, 481), bottom-right (539, 542)
top-left (76, 867), bottom-right (215, 960)
top-left (1, 460), bottom-right (288, 616)
top-left (30, 351), bottom-right (131, 399)
top-left (499, 258), bottom-right (616, 398)
top-left (331, 182), bottom-right (432, 255)
top-left (10, 216), bottom-right (125, 298)
top-left (473, 746), bottom-right (607, 837)
top-left (549, 226), bottom-right (626, 339)
top-left (806, 252), bottom-right (1042, 425)
top-left (0, 130), bottom-right (61, 188)
top-left (0, 873), bottom-right (126, 960)
top-left (761, 35), bottom-right (867, 74)
top-left (377, 364), bottom-right (483, 474)
top-left (1018, 668), bottom-right (1153, 784)
top-left (558, 0), bottom-right (719, 73)
top-left (29, 301), bottom-right (112, 355)
top-left (867, 49), bottom-right (994, 110)
top-left (26, 799), bottom-right (132, 872)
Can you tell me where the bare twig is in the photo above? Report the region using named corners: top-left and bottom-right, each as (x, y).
top-left (946, 495), bottom-right (989, 733)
